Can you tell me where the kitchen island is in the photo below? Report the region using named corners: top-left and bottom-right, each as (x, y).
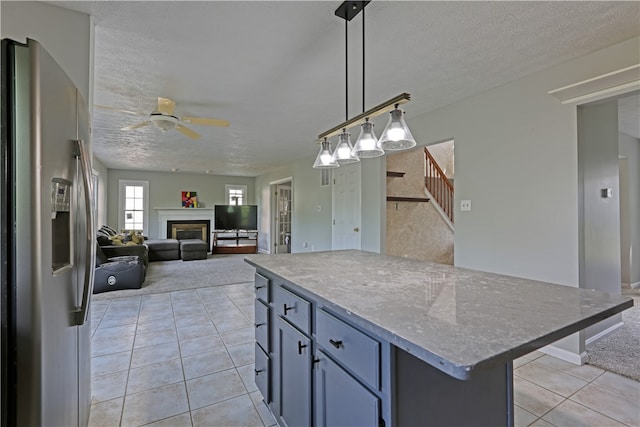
top-left (245, 250), bottom-right (633, 427)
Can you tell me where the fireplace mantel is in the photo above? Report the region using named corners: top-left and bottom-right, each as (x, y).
top-left (155, 207), bottom-right (215, 239)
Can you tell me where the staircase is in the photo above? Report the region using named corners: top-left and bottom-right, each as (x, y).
top-left (424, 147), bottom-right (454, 223)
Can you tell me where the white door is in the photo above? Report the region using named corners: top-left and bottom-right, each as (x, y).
top-left (275, 184), bottom-right (292, 253)
top-left (332, 163), bottom-right (361, 250)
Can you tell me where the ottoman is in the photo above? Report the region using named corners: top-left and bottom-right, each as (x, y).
top-left (145, 239), bottom-right (180, 261)
top-left (180, 239), bottom-right (208, 261)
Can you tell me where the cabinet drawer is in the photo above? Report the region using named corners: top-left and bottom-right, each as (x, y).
top-left (273, 285), bottom-right (311, 334)
top-left (255, 273), bottom-right (269, 302)
top-left (255, 299), bottom-right (269, 352)
top-left (315, 309), bottom-right (380, 390)
top-left (255, 343), bottom-right (270, 403)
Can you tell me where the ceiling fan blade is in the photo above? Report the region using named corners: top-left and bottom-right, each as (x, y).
top-left (157, 97), bottom-right (176, 115)
top-left (176, 124), bottom-right (201, 139)
top-left (181, 117), bottom-right (230, 127)
top-left (121, 121), bottom-right (152, 131)
top-left (95, 104), bottom-right (145, 116)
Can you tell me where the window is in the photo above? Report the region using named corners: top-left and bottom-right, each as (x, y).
top-left (225, 185), bottom-right (247, 205)
top-left (118, 180), bottom-right (149, 232)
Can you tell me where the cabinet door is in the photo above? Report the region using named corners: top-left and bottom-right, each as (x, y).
top-left (314, 350), bottom-right (380, 427)
top-left (255, 343), bottom-right (270, 403)
top-left (275, 317), bottom-right (312, 427)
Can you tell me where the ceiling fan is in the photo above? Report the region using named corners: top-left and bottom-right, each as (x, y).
top-left (96, 97), bottom-right (229, 139)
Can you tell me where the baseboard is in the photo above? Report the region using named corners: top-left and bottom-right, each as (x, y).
top-left (540, 345), bottom-right (587, 365)
top-left (258, 248), bottom-right (270, 254)
top-left (630, 281), bottom-right (640, 289)
top-left (585, 321), bottom-right (624, 345)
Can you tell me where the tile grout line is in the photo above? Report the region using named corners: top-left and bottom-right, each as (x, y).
top-left (170, 291), bottom-right (196, 427)
top-left (118, 296), bottom-right (143, 427)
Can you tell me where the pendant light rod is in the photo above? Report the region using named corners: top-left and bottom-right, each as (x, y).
top-left (345, 17), bottom-right (349, 121)
top-left (362, 5), bottom-right (365, 113)
top-left (318, 92), bottom-right (411, 140)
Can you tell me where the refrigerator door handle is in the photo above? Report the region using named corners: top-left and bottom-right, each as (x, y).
top-left (72, 139), bottom-right (95, 326)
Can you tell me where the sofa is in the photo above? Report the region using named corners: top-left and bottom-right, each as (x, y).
top-left (100, 244), bottom-right (149, 269)
top-left (93, 244), bottom-right (145, 294)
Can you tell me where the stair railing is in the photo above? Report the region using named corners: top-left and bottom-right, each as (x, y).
top-left (424, 147), bottom-right (454, 223)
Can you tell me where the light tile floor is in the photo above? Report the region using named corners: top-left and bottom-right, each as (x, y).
top-left (89, 282), bottom-right (640, 427)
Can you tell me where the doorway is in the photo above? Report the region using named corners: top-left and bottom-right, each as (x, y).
top-left (271, 179), bottom-right (292, 254)
top-left (578, 91), bottom-right (639, 343)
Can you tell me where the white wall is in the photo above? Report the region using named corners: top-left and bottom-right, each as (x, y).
top-left (106, 169), bottom-right (255, 238)
top-left (361, 157), bottom-right (386, 253)
top-left (619, 132), bottom-right (640, 286)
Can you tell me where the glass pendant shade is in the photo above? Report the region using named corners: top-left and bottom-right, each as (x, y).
top-left (332, 131), bottom-right (360, 164)
top-left (352, 120), bottom-right (383, 158)
top-left (313, 139), bottom-right (339, 168)
top-left (379, 107), bottom-right (416, 151)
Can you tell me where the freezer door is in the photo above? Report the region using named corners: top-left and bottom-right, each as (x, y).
top-left (11, 39), bottom-right (91, 427)
top-left (75, 90), bottom-right (94, 427)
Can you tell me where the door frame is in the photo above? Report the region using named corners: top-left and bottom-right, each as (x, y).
top-left (270, 177), bottom-right (293, 254)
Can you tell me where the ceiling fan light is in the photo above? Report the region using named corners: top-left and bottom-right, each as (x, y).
top-left (352, 120), bottom-right (384, 158)
top-left (379, 107), bottom-right (416, 151)
top-left (150, 114), bottom-right (178, 132)
top-left (332, 131), bottom-right (360, 164)
top-left (313, 139), bottom-right (340, 169)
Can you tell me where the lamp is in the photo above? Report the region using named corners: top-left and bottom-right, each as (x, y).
top-left (332, 130), bottom-right (360, 164)
top-left (314, 1), bottom-right (416, 166)
top-left (313, 138), bottom-right (340, 168)
top-left (352, 118), bottom-right (383, 158)
top-left (378, 105), bottom-right (416, 150)
top-left (150, 113), bottom-right (178, 132)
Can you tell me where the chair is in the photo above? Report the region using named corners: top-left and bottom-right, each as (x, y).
top-left (93, 244), bottom-right (145, 294)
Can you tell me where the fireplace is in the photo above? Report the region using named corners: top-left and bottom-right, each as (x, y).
top-left (167, 220), bottom-right (211, 248)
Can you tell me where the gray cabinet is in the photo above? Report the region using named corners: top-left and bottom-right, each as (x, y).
top-left (314, 350), bottom-right (380, 427)
top-left (254, 272), bottom-right (385, 427)
top-left (274, 316), bottom-right (312, 427)
top-left (255, 343), bottom-right (270, 403)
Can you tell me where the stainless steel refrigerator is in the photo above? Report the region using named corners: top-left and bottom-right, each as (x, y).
top-left (1, 38), bottom-right (95, 426)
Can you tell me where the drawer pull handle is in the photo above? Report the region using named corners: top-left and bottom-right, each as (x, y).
top-left (255, 322), bottom-right (265, 328)
top-left (255, 285), bottom-right (265, 290)
top-left (297, 341), bottom-right (307, 355)
top-left (329, 339), bottom-right (343, 349)
top-left (255, 369), bottom-right (264, 376)
top-left (283, 304), bottom-right (294, 314)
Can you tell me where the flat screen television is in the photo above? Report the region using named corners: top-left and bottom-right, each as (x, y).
top-left (214, 205), bottom-right (258, 230)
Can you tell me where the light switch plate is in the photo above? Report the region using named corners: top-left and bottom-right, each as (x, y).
top-left (461, 200), bottom-right (472, 211)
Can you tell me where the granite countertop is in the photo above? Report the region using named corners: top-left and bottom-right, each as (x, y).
top-left (245, 250), bottom-right (633, 380)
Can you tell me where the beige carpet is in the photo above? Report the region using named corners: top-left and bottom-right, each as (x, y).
top-left (93, 254), bottom-right (257, 300)
top-left (586, 284), bottom-right (640, 381)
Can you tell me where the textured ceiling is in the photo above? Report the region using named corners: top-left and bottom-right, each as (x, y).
top-left (52, 1), bottom-right (640, 177)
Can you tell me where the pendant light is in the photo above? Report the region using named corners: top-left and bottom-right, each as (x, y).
top-left (314, 1), bottom-right (417, 167)
top-left (352, 118), bottom-right (383, 158)
top-left (313, 138), bottom-right (339, 168)
top-left (378, 104), bottom-right (416, 150)
top-left (333, 130), bottom-right (360, 164)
